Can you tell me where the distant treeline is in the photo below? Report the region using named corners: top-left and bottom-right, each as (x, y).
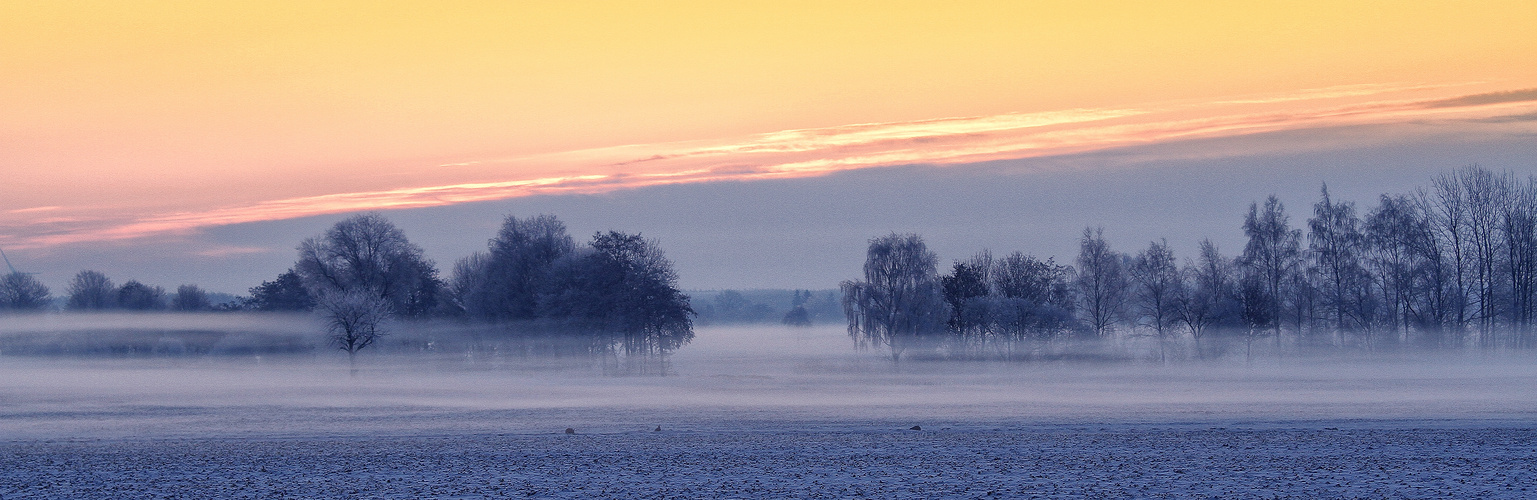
top-left (844, 165), bottom-right (1537, 361)
top-left (0, 271), bottom-right (241, 313)
top-left (0, 213), bottom-right (695, 357)
top-left (691, 289), bottom-right (841, 326)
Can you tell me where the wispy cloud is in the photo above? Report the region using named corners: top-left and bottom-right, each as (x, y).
top-left (1422, 88), bottom-right (1537, 109)
top-left (7, 83), bottom-right (1537, 250)
top-left (6, 206), bottom-right (63, 214)
top-left (191, 245), bottom-right (273, 257)
top-left (1211, 82), bottom-right (1468, 105)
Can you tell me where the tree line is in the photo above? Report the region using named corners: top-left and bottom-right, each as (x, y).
top-left (1, 213), bottom-right (695, 365)
top-left (843, 165), bottom-right (1537, 361)
top-left (692, 289), bottom-right (842, 327)
top-left (0, 269), bottom-right (234, 313)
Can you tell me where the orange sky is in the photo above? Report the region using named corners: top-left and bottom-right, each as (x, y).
top-left (3, 1), bottom-right (1537, 249)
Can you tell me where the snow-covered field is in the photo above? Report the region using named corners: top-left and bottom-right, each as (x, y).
top-left (2, 322), bottom-right (1536, 498)
top-left (5, 423), bottom-right (1534, 498)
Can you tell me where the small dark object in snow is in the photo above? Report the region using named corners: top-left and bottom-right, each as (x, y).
top-left (654, 426), bottom-right (662, 432)
top-left (909, 425), bottom-right (922, 431)
top-left (565, 428), bottom-right (575, 435)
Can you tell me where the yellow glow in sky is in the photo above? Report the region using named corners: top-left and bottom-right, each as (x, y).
top-left (3, 1), bottom-right (1536, 247)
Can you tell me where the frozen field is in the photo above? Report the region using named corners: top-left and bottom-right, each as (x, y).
top-left (4, 421), bottom-right (1535, 498)
top-left (3, 322), bottom-right (1536, 497)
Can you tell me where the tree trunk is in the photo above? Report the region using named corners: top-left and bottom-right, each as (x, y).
top-left (1245, 332), bottom-right (1254, 366)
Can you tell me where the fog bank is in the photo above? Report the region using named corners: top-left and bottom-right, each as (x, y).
top-left (2, 321), bottom-right (1535, 440)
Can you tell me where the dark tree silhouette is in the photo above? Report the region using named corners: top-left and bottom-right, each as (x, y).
top-left (1240, 196), bottom-right (1301, 341)
top-left (941, 253), bottom-right (991, 333)
top-left (1308, 184), bottom-right (1374, 344)
top-left (987, 251), bottom-right (1077, 337)
top-left (782, 290), bottom-right (814, 327)
top-left (247, 269), bottom-right (316, 312)
top-left (841, 233), bottom-right (948, 361)
top-left (116, 280), bottom-right (165, 310)
top-left (1177, 239), bottom-right (1240, 356)
top-left (1130, 239), bottom-right (1181, 361)
top-left (1076, 227), bottom-right (1128, 339)
top-left (540, 231), bottom-right (695, 357)
top-left (0, 272), bottom-right (51, 311)
top-left (451, 214), bottom-right (575, 321)
top-left (317, 289), bottom-right (390, 376)
top-left (172, 285), bottom-right (212, 312)
top-left (296, 213), bottom-right (440, 318)
top-left (66, 270), bottom-right (115, 310)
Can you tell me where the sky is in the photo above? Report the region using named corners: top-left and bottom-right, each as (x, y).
top-left (3, 1), bottom-right (1537, 293)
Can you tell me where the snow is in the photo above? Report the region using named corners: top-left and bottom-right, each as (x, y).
top-left (2, 324), bottom-right (1535, 498)
top-left (4, 423), bottom-right (1534, 498)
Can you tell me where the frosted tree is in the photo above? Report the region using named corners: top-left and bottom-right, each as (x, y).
top-left (247, 269), bottom-right (315, 312)
top-left (1130, 239), bottom-right (1181, 361)
top-left (317, 289), bottom-right (391, 376)
top-left (1176, 239), bottom-right (1239, 356)
top-left (842, 233), bottom-right (948, 362)
top-left (296, 213), bottom-right (440, 318)
top-left (0, 272), bottom-right (52, 311)
top-left (65, 270), bottom-right (115, 310)
top-left (172, 285), bottom-right (212, 311)
top-left (477, 214), bottom-right (575, 321)
top-left (1308, 184), bottom-right (1372, 340)
top-left (1457, 165), bottom-right (1510, 340)
top-left (1075, 227), bottom-right (1128, 339)
top-left (1366, 193), bottom-right (1444, 342)
top-left (538, 231), bottom-right (695, 357)
top-left (115, 280), bottom-right (165, 310)
top-left (940, 251), bottom-right (992, 334)
top-left (1429, 171), bottom-right (1472, 334)
top-left (1240, 196), bottom-right (1302, 341)
top-left (1499, 176), bottom-right (1537, 347)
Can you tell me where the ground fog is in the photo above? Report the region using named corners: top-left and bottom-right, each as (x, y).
top-left (4, 317), bottom-right (1537, 497)
top-left (1, 316), bottom-right (1534, 439)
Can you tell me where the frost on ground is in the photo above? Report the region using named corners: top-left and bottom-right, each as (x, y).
top-left (2, 325), bottom-right (1536, 498)
top-left (2, 423), bottom-right (1534, 499)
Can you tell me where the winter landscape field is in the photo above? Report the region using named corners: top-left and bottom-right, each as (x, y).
top-left (8, 2), bottom-right (1537, 499)
top-left (3, 321), bottom-right (1534, 498)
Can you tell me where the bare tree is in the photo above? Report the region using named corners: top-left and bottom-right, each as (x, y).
top-left (992, 251), bottom-right (1077, 339)
top-left (1459, 165), bottom-right (1511, 343)
top-left (1240, 196), bottom-right (1302, 342)
top-left (1177, 239), bottom-right (1238, 357)
top-left (1308, 184), bottom-right (1373, 345)
top-left (1075, 227), bottom-right (1128, 339)
top-left (842, 233), bottom-right (948, 362)
top-left (247, 269), bottom-right (316, 312)
top-left (586, 231), bottom-right (694, 356)
top-left (172, 285), bottom-right (212, 311)
top-left (65, 270), bottom-right (115, 310)
top-left (1366, 194), bottom-right (1437, 342)
top-left (317, 289), bottom-right (391, 376)
top-left (445, 251), bottom-right (491, 317)
top-left (941, 251), bottom-right (992, 334)
top-left (1430, 171), bottom-right (1473, 337)
top-left (476, 214), bottom-right (576, 321)
top-left (1500, 176), bottom-right (1537, 348)
top-left (1406, 191), bottom-right (1455, 343)
top-left (116, 280), bottom-right (166, 310)
top-left (0, 272), bottom-right (52, 311)
top-left (1130, 239), bottom-right (1181, 361)
top-left (296, 213), bottom-right (440, 318)
top-left (536, 231), bottom-right (695, 361)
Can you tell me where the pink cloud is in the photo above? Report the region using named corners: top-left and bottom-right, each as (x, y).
top-left (6, 84), bottom-right (1537, 250)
